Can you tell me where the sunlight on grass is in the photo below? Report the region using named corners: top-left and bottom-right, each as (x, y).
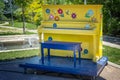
top-left (0, 27), bottom-right (22, 35)
top-left (0, 49), bottom-right (39, 60)
top-left (0, 27), bottom-right (35, 35)
top-left (13, 22), bottom-right (37, 30)
top-left (103, 45), bottom-right (120, 65)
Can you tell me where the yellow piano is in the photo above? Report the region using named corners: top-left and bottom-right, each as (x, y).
top-left (38, 5), bottom-right (103, 62)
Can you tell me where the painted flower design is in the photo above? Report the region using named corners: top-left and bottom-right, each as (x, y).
top-left (53, 23), bottom-right (57, 28)
top-left (71, 13), bottom-right (76, 19)
top-left (49, 14), bottom-right (54, 20)
top-left (58, 8), bottom-right (63, 14)
top-left (84, 49), bottom-right (88, 54)
top-left (54, 16), bottom-right (60, 21)
top-left (48, 37), bottom-right (53, 41)
top-left (85, 10), bottom-right (94, 18)
top-left (85, 24), bottom-right (90, 29)
top-left (66, 10), bottom-right (70, 15)
top-left (46, 8), bottom-right (50, 14)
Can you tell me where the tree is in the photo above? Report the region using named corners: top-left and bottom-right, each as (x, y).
top-left (41, 0), bottom-right (69, 5)
top-left (0, 0), bottom-right (5, 21)
top-left (26, 0), bottom-right (42, 26)
top-left (14, 0), bottom-right (33, 34)
top-left (3, 0), bottom-right (15, 26)
top-left (102, 0), bottom-right (120, 36)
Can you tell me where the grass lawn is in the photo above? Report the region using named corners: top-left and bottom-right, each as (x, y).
top-left (103, 45), bottom-right (120, 65)
top-left (0, 27), bottom-right (35, 35)
top-left (11, 21), bottom-right (37, 30)
top-left (0, 49), bottom-right (39, 60)
top-left (0, 46), bottom-right (119, 65)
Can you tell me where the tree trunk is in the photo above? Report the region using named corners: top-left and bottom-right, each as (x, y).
top-left (10, 0), bottom-right (14, 27)
top-left (22, 6), bottom-right (26, 34)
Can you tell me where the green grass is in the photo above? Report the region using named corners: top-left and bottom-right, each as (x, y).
top-left (103, 45), bottom-right (120, 65)
top-left (0, 27), bottom-right (35, 35)
top-left (12, 21), bottom-right (37, 30)
top-left (0, 49), bottom-right (39, 60)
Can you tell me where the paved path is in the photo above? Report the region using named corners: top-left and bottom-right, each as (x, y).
top-left (0, 34), bottom-right (39, 50)
top-left (100, 65), bottom-right (120, 80)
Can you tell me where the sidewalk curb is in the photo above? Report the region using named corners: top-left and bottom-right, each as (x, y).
top-left (108, 61), bottom-right (120, 69)
top-left (103, 41), bottom-right (120, 49)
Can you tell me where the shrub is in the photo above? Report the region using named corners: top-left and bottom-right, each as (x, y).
top-left (107, 18), bottom-right (120, 36)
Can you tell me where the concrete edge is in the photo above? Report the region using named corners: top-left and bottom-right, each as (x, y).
top-left (108, 61), bottom-right (120, 69)
top-left (103, 41), bottom-right (120, 49)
